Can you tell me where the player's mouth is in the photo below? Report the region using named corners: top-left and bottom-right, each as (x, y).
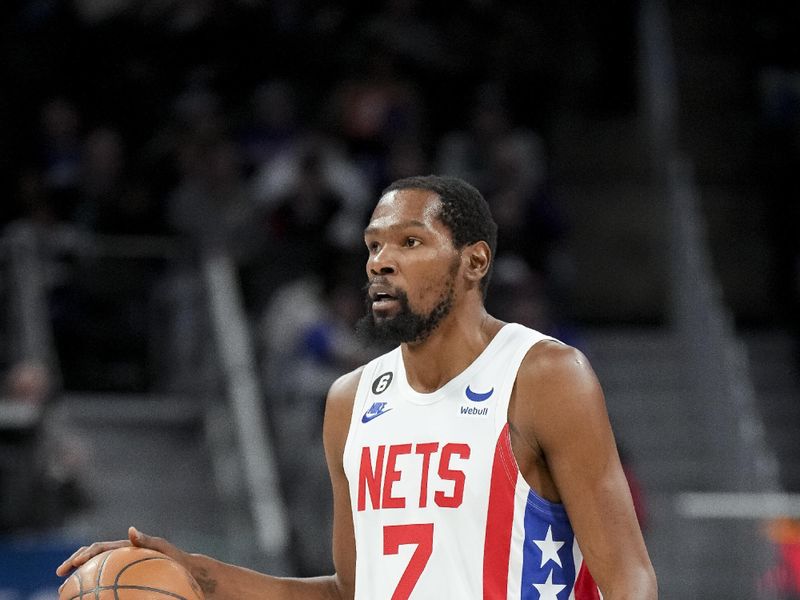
top-left (371, 292), bottom-right (398, 308)
top-left (369, 284), bottom-right (400, 309)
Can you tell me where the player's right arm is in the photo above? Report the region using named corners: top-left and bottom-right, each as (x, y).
top-left (56, 368), bottom-right (362, 600)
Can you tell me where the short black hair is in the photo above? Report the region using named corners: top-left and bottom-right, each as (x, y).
top-left (382, 174), bottom-right (498, 296)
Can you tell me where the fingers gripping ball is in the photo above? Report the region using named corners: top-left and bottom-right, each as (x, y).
top-left (59, 547), bottom-right (205, 600)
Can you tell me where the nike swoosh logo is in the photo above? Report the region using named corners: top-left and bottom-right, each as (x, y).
top-left (361, 406), bottom-right (393, 423)
top-left (465, 386), bottom-right (494, 402)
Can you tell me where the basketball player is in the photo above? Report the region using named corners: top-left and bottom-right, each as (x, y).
top-left (58, 175), bottom-right (657, 598)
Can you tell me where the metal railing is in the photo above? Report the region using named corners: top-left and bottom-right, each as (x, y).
top-left (667, 157), bottom-right (780, 492)
top-left (202, 251), bottom-right (289, 568)
top-left (4, 223), bottom-right (62, 386)
top-left (638, 0), bottom-right (781, 596)
top-left (0, 223), bottom-right (288, 568)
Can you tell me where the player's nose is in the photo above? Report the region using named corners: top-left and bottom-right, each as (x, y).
top-left (368, 247), bottom-right (397, 276)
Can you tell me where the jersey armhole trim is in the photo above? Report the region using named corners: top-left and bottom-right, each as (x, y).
top-left (498, 424), bottom-right (570, 522)
top-left (342, 360), bottom-right (381, 473)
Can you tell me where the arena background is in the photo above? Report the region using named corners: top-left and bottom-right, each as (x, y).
top-left (0, 1), bottom-right (798, 598)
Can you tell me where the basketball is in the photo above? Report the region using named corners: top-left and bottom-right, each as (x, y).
top-left (59, 547), bottom-right (205, 600)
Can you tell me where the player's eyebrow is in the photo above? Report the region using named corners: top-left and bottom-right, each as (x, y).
top-left (363, 219), bottom-right (428, 237)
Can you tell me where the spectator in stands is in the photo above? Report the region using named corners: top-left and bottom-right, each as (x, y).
top-left (4, 361), bottom-right (51, 407)
top-left (487, 254), bottom-right (582, 350)
top-left (31, 97), bottom-right (84, 223)
top-left (72, 127), bottom-right (126, 232)
top-left (257, 258), bottom-right (376, 575)
top-left (296, 264), bottom-right (382, 400)
top-left (436, 82), bottom-right (541, 193)
top-left (375, 136), bottom-right (431, 194)
top-left (264, 149), bottom-right (346, 266)
top-left (0, 361), bottom-right (88, 531)
top-left (238, 80), bottom-right (305, 176)
top-left (357, 0), bottom-right (455, 74)
top-left (326, 49), bottom-right (425, 193)
top-left (167, 132), bottom-right (259, 260)
top-left (438, 84), bottom-right (568, 288)
top-left (484, 136), bottom-right (562, 273)
top-left (13, 169), bottom-right (57, 226)
top-left (72, 126), bottom-right (163, 236)
top-left (0, 361), bottom-right (49, 532)
top-left (247, 132), bottom-right (370, 309)
top-left (259, 259), bottom-right (377, 432)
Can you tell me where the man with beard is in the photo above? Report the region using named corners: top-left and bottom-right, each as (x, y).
top-left (58, 175), bottom-right (657, 599)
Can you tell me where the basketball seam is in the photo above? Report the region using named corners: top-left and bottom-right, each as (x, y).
top-left (65, 570), bottom-right (83, 600)
top-left (86, 584), bottom-right (190, 600)
top-left (114, 556), bottom-right (170, 586)
top-left (114, 556), bottom-right (172, 600)
top-left (95, 552), bottom-right (112, 600)
top-left (65, 552), bottom-right (192, 600)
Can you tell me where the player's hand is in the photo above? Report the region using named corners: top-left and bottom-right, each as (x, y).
top-left (55, 526), bottom-right (186, 578)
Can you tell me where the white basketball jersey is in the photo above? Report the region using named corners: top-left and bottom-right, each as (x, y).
top-left (343, 323), bottom-right (600, 599)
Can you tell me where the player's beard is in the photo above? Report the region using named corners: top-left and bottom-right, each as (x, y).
top-left (356, 268), bottom-right (457, 347)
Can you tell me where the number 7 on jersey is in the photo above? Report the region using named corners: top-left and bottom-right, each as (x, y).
top-left (383, 523), bottom-right (434, 600)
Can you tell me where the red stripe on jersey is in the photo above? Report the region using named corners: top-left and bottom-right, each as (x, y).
top-left (574, 562), bottom-right (601, 599)
top-left (483, 424), bottom-right (516, 599)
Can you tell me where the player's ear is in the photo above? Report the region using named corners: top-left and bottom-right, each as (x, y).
top-left (462, 241), bottom-right (491, 287)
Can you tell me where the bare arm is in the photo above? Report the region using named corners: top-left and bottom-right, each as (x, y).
top-left (510, 342), bottom-right (657, 599)
top-left (57, 369), bottom-right (363, 600)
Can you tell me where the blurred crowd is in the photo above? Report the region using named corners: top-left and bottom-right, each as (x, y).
top-left (0, 0), bottom-right (616, 394)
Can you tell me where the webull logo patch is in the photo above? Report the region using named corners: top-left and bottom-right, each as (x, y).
top-left (459, 405), bottom-right (489, 417)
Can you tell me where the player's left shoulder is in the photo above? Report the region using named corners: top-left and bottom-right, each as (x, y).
top-left (517, 339), bottom-right (602, 401)
top-left (520, 338), bottom-right (596, 377)
top-left (511, 340), bottom-right (610, 451)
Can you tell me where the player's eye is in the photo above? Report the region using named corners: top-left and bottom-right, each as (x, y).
top-left (405, 237), bottom-right (421, 248)
top-left (367, 240), bottom-right (381, 253)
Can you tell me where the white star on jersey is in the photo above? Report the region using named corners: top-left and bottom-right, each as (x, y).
top-left (533, 569), bottom-right (567, 599)
top-left (533, 525), bottom-right (564, 567)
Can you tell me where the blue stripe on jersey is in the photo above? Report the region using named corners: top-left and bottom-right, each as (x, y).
top-left (520, 490), bottom-right (577, 599)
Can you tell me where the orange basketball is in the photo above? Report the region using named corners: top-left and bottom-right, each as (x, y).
top-left (59, 547), bottom-right (205, 600)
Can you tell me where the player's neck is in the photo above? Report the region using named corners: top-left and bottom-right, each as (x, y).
top-left (400, 304), bottom-right (504, 394)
